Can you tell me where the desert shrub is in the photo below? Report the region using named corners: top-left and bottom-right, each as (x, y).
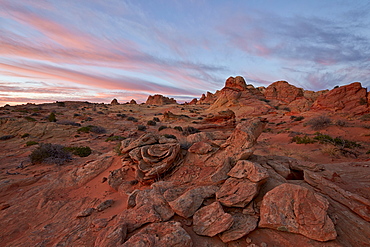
top-left (73, 113), bottom-right (81, 117)
top-left (153, 117), bottom-right (160, 122)
top-left (29, 143), bottom-right (71, 165)
top-left (56, 101), bottom-right (65, 107)
top-left (307, 116), bottom-right (331, 130)
top-left (21, 133), bottom-right (30, 138)
top-left (57, 120), bottom-right (81, 127)
top-left (291, 135), bottom-right (316, 144)
top-left (282, 107), bottom-right (291, 112)
top-left (48, 112), bottom-right (57, 122)
top-left (25, 116), bottom-right (36, 122)
top-left (137, 125), bottom-right (146, 131)
top-left (276, 121), bottom-right (286, 126)
top-left (335, 120), bottom-right (347, 127)
top-left (31, 112), bottom-right (40, 116)
top-left (147, 120), bottom-right (157, 126)
top-left (0, 135), bottom-right (15, 140)
top-left (183, 126), bottom-right (200, 136)
top-left (260, 98), bottom-right (270, 103)
top-left (367, 150), bottom-right (370, 154)
top-left (85, 117), bottom-right (93, 121)
top-left (105, 136), bottom-right (125, 142)
top-left (174, 126), bottom-right (183, 132)
top-left (77, 125), bottom-right (106, 134)
top-left (97, 111), bottom-right (104, 115)
top-left (290, 116), bottom-right (304, 121)
top-left (117, 113), bottom-right (126, 118)
top-left (26, 141), bottom-right (38, 146)
top-left (163, 134), bottom-right (177, 139)
top-left (262, 128), bottom-right (273, 133)
top-left (64, 146), bottom-right (92, 157)
top-left (127, 116), bottom-right (138, 122)
top-left (180, 141), bottom-right (192, 150)
top-left (314, 133), bottom-right (360, 149)
top-left (158, 126), bottom-right (168, 131)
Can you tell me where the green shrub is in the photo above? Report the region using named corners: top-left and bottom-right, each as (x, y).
top-left (127, 116), bottom-right (138, 122)
top-left (291, 135), bottom-right (316, 144)
top-left (147, 120), bottom-right (156, 126)
top-left (183, 126), bottom-right (200, 136)
top-left (56, 101), bottom-right (65, 107)
top-left (77, 125), bottom-right (106, 134)
top-left (367, 150), bottom-right (370, 154)
top-left (137, 125), bottom-right (146, 131)
top-left (29, 143), bottom-right (71, 165)
top-left (335, 120), bottom-right (347, 127)
top-left (57, 120), bottom-right (81, 126)
top-left (25, 116), bottom-right (36, 122)
top-left (26, 141), bottom-right (38, 146)
top-left (117, 113), bottom-right (126, 118)
top-left (291, 116), bottom-right (304, 121)
top-left (163, 134), bottom-right (177, 139)
top-left (105, 136), bottom-right (125, 142)
top-left (48, 112), bottom-right (57, 122)
top-left (307, 116), bottom-right (331, 130)
top-left (360, 114), bottom-right (370, 121)
top-left (153, 117), bottom-right (160, 122)
top-left (314, 133), bottom-right (360, 148)
top-left (158, 126), bottom-right (168, 131)
top-left (174, 126), bottom-right (183, 132)
top-left (64, 146), bottom-right (92, 157)
top-left (21, 133), bottom-right (30, 138)
top-left (359, 98), bottom-right (367, 105)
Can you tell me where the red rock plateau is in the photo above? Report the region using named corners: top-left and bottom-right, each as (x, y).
top-left (0, 76), bottom-right (369, 246)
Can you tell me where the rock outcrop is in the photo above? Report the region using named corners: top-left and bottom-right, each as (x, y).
top-left (264, 81), bottom-right (304, 104)
top-left (146, 94), bottom-right (177, 105)
top-left (110, 98), bottom-right (119, 105)
top-left (311, 82), bottom-right (369, 114)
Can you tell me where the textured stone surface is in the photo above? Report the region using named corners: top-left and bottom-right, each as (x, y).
top-left (216, 178), bottom-right (260, 207)
top-left (219, 213), bottom-right (258, 243)
top-left (228, 160), bottom-right (269, 182)
top-left (259, 183), bottom-right (337, 242)
top-left (264, 81), bottom-right (304, 104)
top-left (188, 141), bottom-right (213, 154)
top-left (145, 94), bottom-right (177, 105)
top-left (193, 201), bottom-right (234, 237)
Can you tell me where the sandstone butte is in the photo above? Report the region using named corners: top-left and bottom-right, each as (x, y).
top-left (0, 76), bottom-right (369, 246)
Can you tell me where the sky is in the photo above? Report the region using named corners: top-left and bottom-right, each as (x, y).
top-left (1, 0), bottom-right (370, 106)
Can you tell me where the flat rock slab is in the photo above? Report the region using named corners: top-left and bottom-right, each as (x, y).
top-left (228, 160), bottom-right (269, 182)
top-left (219, 213), bottom-right (259, 243)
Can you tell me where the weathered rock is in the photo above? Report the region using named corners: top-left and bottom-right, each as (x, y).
top-left (162, 111), bottom-right (190, 121)
top-left (311, 82), bottom-right (369, 114)
top-left (203, 109), bottom-right (236, 124)
top-left (110, 98), bottom-right (119, 105)
top-left (97, 199), bottom-right (114, 212)
top-left (95, 225), bottom-right (127, 247)
top-left (120, 133), bottom-right (158, 154)
top-left (168, 185), bottom-right (219, 218)
top-left (146, 94), bottom-right (177, 105)
top-left (210, 157), bottom-right (232, 183)
top-left (222, 118), bottom-right (266, 160)
top-left (120, 188), bottom-right (174, 232)
top-left (264, 81), bottom-right (304, 104)
top-left (129, 99), bottom-right (137, 104)
top-left (122, 222), bottom-right (192, 247)
top-left (130, 143), bottom-right (181, 181)
top-left (219, 213), bottom-right (259, 243)
top-left (216, 178), bottom-right (260, 207)
top-left (304, 170), bottom-right (370, 221)
top-left (198, 91), bottom-right (218, 105)
top-left (188, 141), bottom-right (213, 154)
top-left (193, 201), bottom-right (234, 237)
top-left (228, 160), bottom-right (269, 182)
top-left (76, 207), bottom-right (95, 218)
top-left (108, 168), bottom-right (126, 191)
top-left (259, 183), bottom-right (337, 242)
top-left (224, 76), bottom-right (248, 91)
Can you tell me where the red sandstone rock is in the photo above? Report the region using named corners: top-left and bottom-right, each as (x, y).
top-left (122, 222), bottom-right (192, 247)
top-left (110, 98), bottom-right (119, 105)
top-left (188, 141), bottom-right (213, 154)
top-left (311, 82), bottom-right (369, 114)
top-left (228, 160), bottom-right (269, 182)
top-left (129, 99), bottom-right (137, 104)
top-left (193, 201), bottom-right (234, 237)
top-left (264, 81), bottom-right (304, 104)
top-left (95, 225), bottom-right (127, 247)
top-left (218, 213), bottom-right (259, 243)
top-left (146, 94), bottom-right (177, 105)
top-left (259, 183), bottom-right (337, 242)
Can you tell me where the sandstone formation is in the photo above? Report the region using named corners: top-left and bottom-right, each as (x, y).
top-left (264, 81), bottom-right (304, 104)
top-left (110, 98), bottom-right (119, 105)
top-left (129, 99), bottom-right (137, 104)
top-left (259, 183), bottom-right (337, 242)
top-left (146, 94), bottom-right (177, 105)
top-left (312, 82), bottom-right (369, 114)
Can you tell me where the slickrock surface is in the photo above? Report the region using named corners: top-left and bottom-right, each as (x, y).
top-left (0, 76), bottom-right (369, 246)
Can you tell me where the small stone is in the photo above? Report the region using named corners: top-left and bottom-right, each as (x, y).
top-left (76, 207), bottom-right (95, 218)
top-left (97, 199), bottom-right (114, 212)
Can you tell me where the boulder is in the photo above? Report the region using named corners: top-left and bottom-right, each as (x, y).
top-left (216, 178), bottom-right (260, 207)
top-left (224, 76), bottom-right (248, 91)
top-left (259, 183), bottom-right (337, 242)
top-left (146, 94), bottom-right (177, 105)
top-left (120, 188), bottom-right (174, 232)
top-left (168, 185), bottom-right (219, 218)
top-left (193, 201), bottom-right (234, 237)
top-left (120, 133), bottom-right (158, 154)
top-left (223, 118), bottom-right (266, 160)
top-left (228, 160), bottom-right (269, 182)
top-left (129, 143), bottom-right (181, 181)
top-left (122, 222), bottom-right (192, 247)
top-left (129, 99), bottom-right (137, 104)
top-left (218, 213), bottom-right (259, 243)
top-left (188, 141), bottom-right (213, 155)
top-left (95, 225), bottom-right (127, 247)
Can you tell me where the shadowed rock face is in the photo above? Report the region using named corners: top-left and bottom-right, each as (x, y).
top-left (145, 94), bottom-right (177, 105)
